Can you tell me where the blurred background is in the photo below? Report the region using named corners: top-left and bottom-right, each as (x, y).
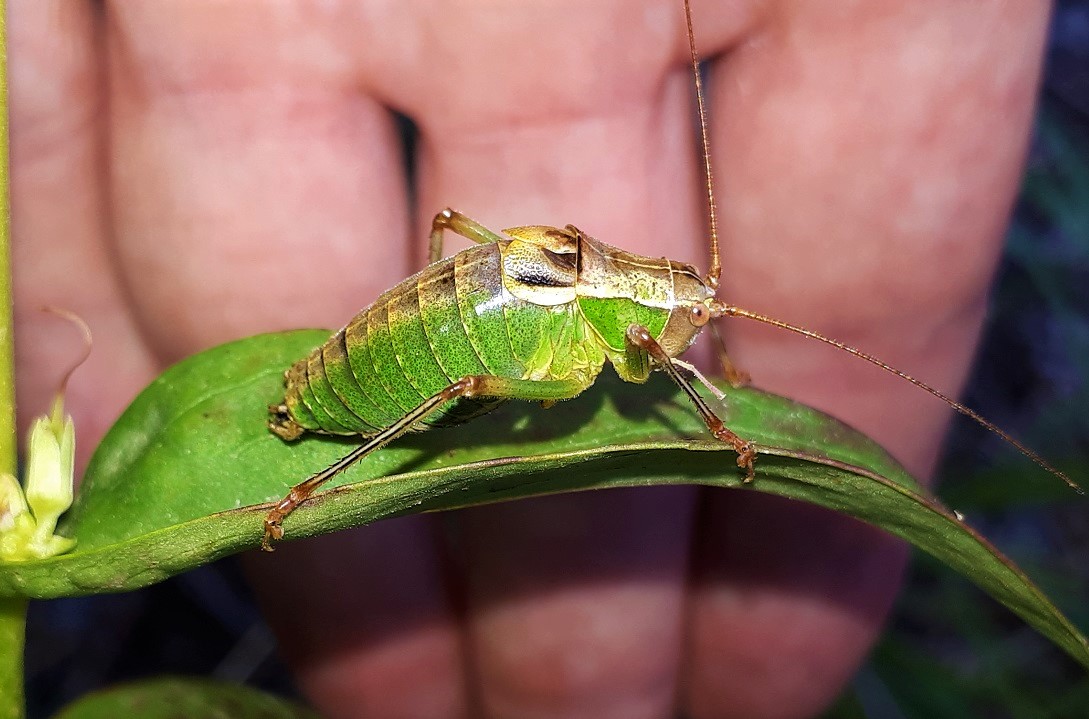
top-left (828, 1), bottom-right (1089, 715)
top-left (23, 1), bottom-right (1089, 717)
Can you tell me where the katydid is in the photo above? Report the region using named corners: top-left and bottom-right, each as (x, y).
top-left (261, 0), bottom-right (1080, 551)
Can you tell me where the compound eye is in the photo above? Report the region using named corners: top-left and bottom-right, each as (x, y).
top-left (688, 303), bottom-right (710, 327)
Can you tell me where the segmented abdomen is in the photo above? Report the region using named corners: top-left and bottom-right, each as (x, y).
top-left (282, 243), bottom-right (565, 437)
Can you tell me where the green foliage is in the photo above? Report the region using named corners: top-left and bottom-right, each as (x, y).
top-left (0, 330), bottom-right (1083, 685)
top-left (52, 677), bottom-right (319, 719)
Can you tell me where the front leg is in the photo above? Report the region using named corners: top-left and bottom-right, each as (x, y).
top-left (625, 325), bottom-right (757, 480)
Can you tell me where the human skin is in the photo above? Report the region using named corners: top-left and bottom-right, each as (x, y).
top-left (10, 1), bottom-right (1047, 717)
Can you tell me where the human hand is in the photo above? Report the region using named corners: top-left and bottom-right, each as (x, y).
top-left (11, 1), bottom-right (1047, 716)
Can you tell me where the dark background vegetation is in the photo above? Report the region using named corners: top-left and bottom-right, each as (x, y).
top-left (23, 2), bottom-right (1089, 717)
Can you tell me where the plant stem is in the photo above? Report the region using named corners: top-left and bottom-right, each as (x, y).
top-left (0, 0), bottom-right (14, 476)
top-left (0, 599), bottom-right (26, 719)
top-left (0, 6), bottom-right (27, 719)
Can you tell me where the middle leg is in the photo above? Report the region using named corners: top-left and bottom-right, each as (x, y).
top-left (429, 208), bottom-right (507, 264)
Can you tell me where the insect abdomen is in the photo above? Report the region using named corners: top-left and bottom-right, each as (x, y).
top-left (282, 243), bottom-right (546, 437)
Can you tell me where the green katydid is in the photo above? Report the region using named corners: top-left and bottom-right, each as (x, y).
top-left (261, 0), bottom-right (1080, 551)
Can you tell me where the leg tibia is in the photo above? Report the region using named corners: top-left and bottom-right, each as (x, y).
top-left (263, 373), bottom-right (593, 550)
top-left (429, 208), bottom-right (507, 264)
top-left (625, 324), bottom-right (757, 480)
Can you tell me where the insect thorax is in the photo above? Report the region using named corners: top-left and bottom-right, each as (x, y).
top-left (499, 225), bottom-right (713, 379)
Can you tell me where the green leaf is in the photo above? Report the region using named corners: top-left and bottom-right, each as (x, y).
top-left (52, 677), bottom-right (319, 719)
top-left (0, 330), bottom-right (1085, 673)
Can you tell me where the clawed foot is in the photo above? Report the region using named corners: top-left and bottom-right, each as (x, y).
top-left (261, 514), bottom-right (284, 552)
top-left (735, 442), bottom-right (757, 482)
top-left (710, 423), bottom-right (758, 483)
top-left (268, 403), bottom-right (305, 441)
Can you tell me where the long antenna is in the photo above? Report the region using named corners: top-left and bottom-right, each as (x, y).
top-left (683, 0), bottom-right (721, 290)
top-left (712, 302), bottom-right (1084, 494)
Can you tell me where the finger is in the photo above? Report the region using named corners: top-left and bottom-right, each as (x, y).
top-left (688, 494), bottom-right (909, 718)
top-left (106, 0), bottom-right (411, 359)
top-left (105, 2), bottom-right (464, 716)
top-left (713, 0), bottom-right (1047, 469)
top-left (9, 0), bottom-right (157, 464)
top-left (368, 0), bottom-right (749, 265)
top-left (370, 2), bottom-right (753, 715)
top-left (688, 1), bottom-right (1050, 716)
top-left (455, 489), bottom-right (695, 719)
top-left (244, 519), bottom-right (466, 718)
